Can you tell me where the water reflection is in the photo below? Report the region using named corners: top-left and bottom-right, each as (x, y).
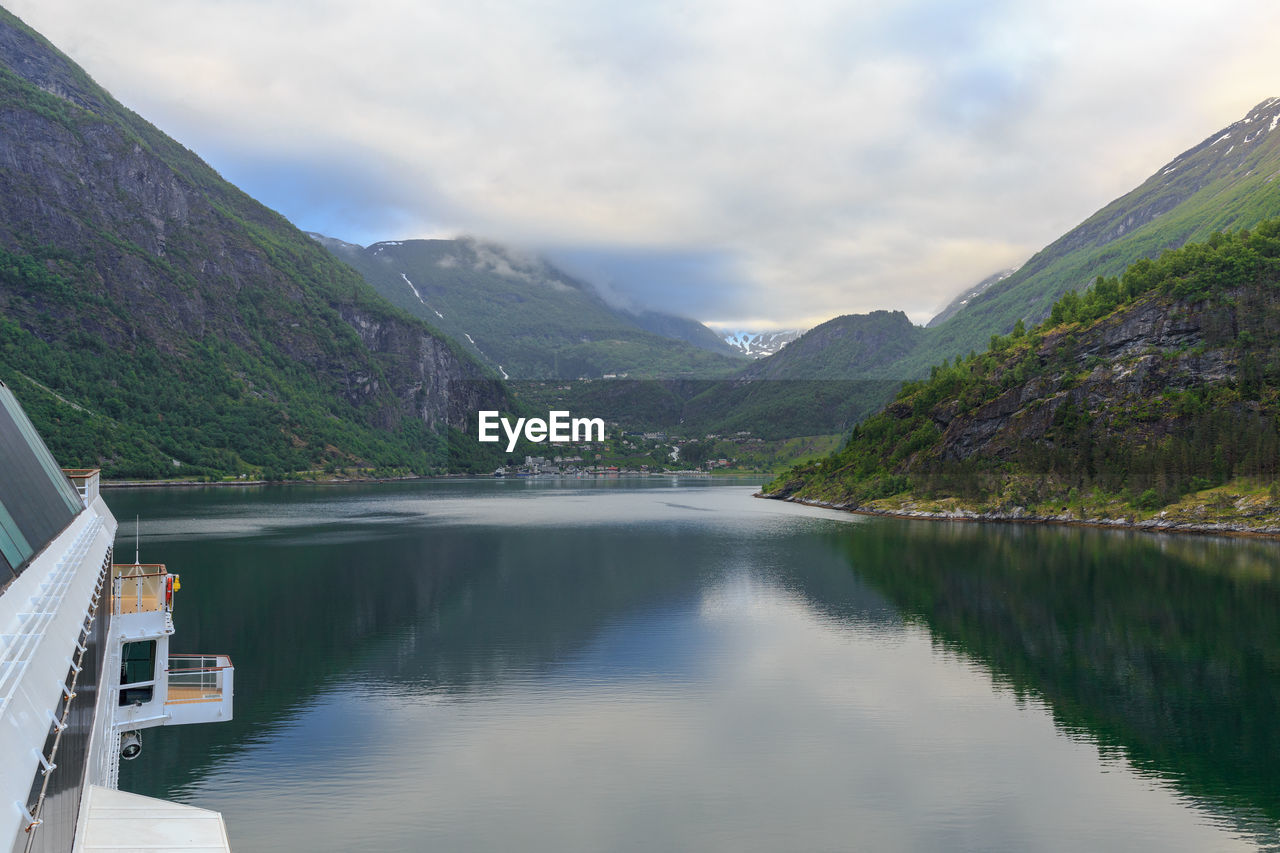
top-left (107, 482), bottom-right (1279, 852)
top-left (836, 519), bottom-right (1280, 842)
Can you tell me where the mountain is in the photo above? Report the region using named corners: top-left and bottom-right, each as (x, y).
top-left (599, 99), bottom-right (1280, 447)
top-left (314, 235), bottom-right (745, 379)
top-left (626, 310), bottom-right (741, 356)
top-left (766, 221), bottom-right (1280, 531)
top-left (758, 99), bottom-right (1280, 388)
top-left (590, 311), bottom-right (923, 441)
top-left (0, 7), bottom-right (506, 479)
top-left (526, 312), bottom-right (920, 442)
top-left (926, 268), bottom-right (1017, 328)
top-left (708, 98), bottom-right (1280, 439)
top-left (721, 329), bottom-right (802, 358)
top-left (901, 96), bottom-right (1280, 376)
top-left (322, 101), bottom-right (1280, 448)
top-left (740, 311), bottom-right (922, 380)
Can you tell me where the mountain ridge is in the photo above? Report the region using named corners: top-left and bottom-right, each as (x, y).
top-left (317, 235), bottom-right (746, 379)
top-left (902, 95), bottom-right (1280, 375)
top-left (740, 311), bottom-right (921, 381)
top-left (926, 268), bottom-right (1017, 328)
top-left (0, 6), bottom-right (507, 478)
top-left (726, 96), bottom-right (1280, 440)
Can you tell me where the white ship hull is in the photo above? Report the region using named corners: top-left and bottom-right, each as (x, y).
top-left (0, 382), bottom-right (234, 852)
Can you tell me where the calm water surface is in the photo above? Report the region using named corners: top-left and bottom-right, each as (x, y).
top-left (107, 479), bottom-right (1280, 852)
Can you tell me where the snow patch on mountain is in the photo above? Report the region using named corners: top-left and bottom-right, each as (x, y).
top-left (401, 273), bottom-right (424, 302)
top-left (721, 329), bottom-right (802, 358)
top-left (401, 273), bottom-right (444, 319)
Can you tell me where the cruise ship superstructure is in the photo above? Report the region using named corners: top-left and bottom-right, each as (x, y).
top-left (0, 381), bottom-right (234, 852)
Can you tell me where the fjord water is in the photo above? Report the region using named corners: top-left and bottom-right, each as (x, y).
top-left (107, 479), bottom-right (1280, 852)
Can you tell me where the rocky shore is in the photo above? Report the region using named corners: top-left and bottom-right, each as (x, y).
top-left (757, 492), bottom-right (1280, 539)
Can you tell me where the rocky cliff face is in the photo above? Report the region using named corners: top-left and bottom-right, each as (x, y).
top-left (933, 294), bottom-right (1237, 462)
top-left (0, 8), bottom-right (504, 476)
top-left (338, 305), bottom-right (504, 430)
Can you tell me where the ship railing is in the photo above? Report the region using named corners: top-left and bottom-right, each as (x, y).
top-left (115, 654), bottom-right (235, 729)
top-left (166, 655), bottom-right (233, 703)
top-left (164, 654), bottom-right (234, 725)
top-left (62, 467), bottom-right (100, 506)
top-left (111, 563), bottom-right (169, 615)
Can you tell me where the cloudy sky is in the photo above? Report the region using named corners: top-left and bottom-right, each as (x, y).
top-left (12, 0), bottom-right (1280, 329)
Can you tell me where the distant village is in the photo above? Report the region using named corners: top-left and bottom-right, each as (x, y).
top-left (492, 429), bottom-right (771, 477)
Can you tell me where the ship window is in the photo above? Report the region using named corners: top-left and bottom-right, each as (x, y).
top-left (0, 500), bottom-right (31, 571)
top-left (0, 383), bottom-right (81, 512)
top-left (119, 640), bottom-right (156, 705)
top-left (0, 382), bottom-right (82, 581)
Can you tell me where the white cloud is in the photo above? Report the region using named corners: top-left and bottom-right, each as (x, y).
top-left (11, 0), bottom-right (1280, 328)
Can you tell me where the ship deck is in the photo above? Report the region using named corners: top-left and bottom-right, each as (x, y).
top-left (165, 684), bottom-right (223, 704)
top-left (79, 785), bottom-right (231, 852)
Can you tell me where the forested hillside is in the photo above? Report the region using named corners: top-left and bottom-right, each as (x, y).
top-left (0, 8), bottom-right (506, 478)
top-left (767, 221), bottom-right (1280, 527)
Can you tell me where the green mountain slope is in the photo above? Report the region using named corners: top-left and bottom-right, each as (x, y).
top-left (491, 306), bottom-right (918, 442)
top-left (740, 310), bottom-right (921, 380)
top-left (627, 309), bottom-right (740, 356)
top-left (315, 235), bottom-right (745, 379)
top-left (639, 310), bottom-right (923, 439)
top-left (925, 268), bottom-right (1016, 328)
top-left (0, 7), bottom-right (506, 478)
top-left (751, 99), bottom-right (1280, 389)
top-left (904, 96), bottom-right (1280, 375)
top-left (766, 221), bottom-right (1280, 529)
top-left (713, 99), bottom-right (1280, 442)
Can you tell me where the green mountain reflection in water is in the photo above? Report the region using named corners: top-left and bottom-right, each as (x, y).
top-left (838, 519), bottom-right (1280, 839)
top-left (106, 481), bottom-right (1280, 851)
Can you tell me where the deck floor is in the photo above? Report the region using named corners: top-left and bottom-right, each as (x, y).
top-left (80, 785), bottom-right (231, 851)
top-left (166, 683), bottom-right (220, 703)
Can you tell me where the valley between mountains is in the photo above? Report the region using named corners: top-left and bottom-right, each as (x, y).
top-left (3, 4), bottom-right (1280, 530)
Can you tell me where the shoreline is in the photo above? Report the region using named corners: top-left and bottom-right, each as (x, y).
top-left (100, 474), bottom-right (439, 490)
top-left (756, 492), bottom-right (1280, 541)
top-left (100, 470), bottom-right (742, 490)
